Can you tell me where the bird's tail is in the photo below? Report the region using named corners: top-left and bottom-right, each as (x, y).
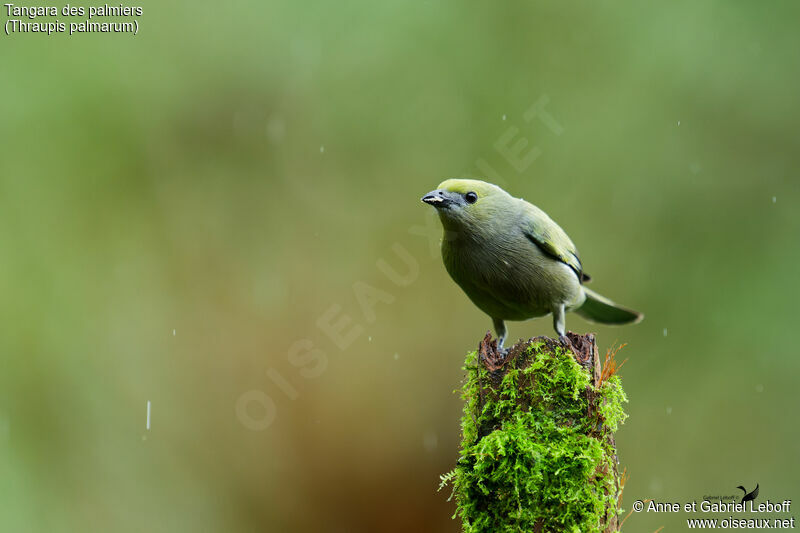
top-left (576, 287), bottom-right (643, 325)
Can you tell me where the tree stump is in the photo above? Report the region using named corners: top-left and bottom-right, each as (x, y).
top-left (441, 332), bottom-right (627, 532)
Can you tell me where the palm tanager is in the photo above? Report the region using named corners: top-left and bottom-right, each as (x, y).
top-left (422, 178), bottom-right (642, 349)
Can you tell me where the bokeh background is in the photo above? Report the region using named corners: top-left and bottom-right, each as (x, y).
top-left (1, 1), bottom-right (798, 531)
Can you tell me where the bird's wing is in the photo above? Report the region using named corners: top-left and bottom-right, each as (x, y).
top-left (750, 484), bottom-right (759, 500)
top-left (519, 201), bottom-right (588, 282)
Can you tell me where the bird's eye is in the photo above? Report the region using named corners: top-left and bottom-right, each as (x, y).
top-left (465, 192), bottom-right (478, 204)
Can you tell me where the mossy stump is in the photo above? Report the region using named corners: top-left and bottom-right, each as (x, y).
top-left (442, 332), bottom-right (628, 533)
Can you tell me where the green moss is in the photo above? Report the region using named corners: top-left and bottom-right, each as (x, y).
top-left (441, 340), bottom-right (628, 532)
top-left (596, 374), bottom-right (628, 433)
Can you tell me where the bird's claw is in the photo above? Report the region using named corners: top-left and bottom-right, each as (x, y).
top-left (559, 334), bottom-right (574, 352)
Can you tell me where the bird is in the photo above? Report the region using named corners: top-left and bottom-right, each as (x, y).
top-left (421, 178), bottom-right (642, 350)
top-left (737, 484), bottom-right (759, 504)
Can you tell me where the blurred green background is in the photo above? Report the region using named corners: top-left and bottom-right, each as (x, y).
top-left (1, 1), bottom-right (798, 531)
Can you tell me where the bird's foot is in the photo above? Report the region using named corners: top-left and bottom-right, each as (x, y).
top-left (495, 339), bottom-right (509, 356)
top-left (559, 334), bottom-right (574, 352)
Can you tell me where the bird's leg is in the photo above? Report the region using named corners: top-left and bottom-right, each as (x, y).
top-left (492, 317), bottom-right (507, 353)
top-left (552, 304), bottom-right (571, 346)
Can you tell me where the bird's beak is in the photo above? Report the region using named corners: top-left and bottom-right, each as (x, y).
top-left (421, 189), bottom-right (452, 208)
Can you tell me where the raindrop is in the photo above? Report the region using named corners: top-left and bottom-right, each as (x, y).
top-left (677, 121), bottom-right (681, 126)
top-left (146, 401), bottom-right (151, 430)
top-left (393, 353), bottom-right (400, 360)
top-left (172, 329), bottom-right (176, 337)
top-left (319, 145), bottom-right (325, 154)
top-left (502, 114), bottom-right (507, 121)
top-left (368, 336), bottom-right (372, 342)
top-left (233, 111), bottom-right (250, 137)
top-left (666, 406), bottom-right (672, 415)
top-left (663, 328), bottom-right (668, 337)
top-left (266, 117), bottom-right (286, 142)
top-left (772, 196), bottom-right (777, 204)
top-left (650, 477), bottom-right (663, 493)
top-left (755, 384), bottom-right (764, 393)
top-left (423, 431), bottom-right (438, 452)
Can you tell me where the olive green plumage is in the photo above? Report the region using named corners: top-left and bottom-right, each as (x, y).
top-left (422, 179), bottom-right (642, 348)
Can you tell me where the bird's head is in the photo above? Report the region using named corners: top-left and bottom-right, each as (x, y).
top-left (421, 178), bottom-right (512, 233)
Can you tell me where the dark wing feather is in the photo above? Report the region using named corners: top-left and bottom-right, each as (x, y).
top-left (519, 201), bottom-right (587, 283)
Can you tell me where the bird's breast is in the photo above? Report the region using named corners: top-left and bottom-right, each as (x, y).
top-left (441, 230), bottom-right (579, 319)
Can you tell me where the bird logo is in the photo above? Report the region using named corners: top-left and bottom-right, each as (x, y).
top-left (736, 483), bottom-right (759, 504)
